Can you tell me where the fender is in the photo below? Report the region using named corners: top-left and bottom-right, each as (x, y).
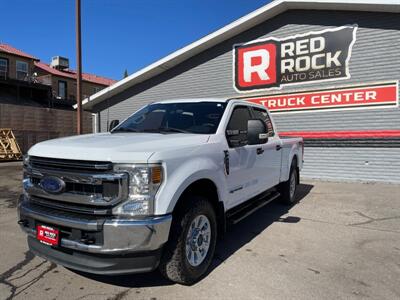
top-left (154, 156), bottom-right (228, 215)
top-left (280, 142), bottom-right (301, 182)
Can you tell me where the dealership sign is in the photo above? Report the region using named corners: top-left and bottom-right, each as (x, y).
top-left (234, 26), bottom-right (357, 92)
top-left (246, 82), bottom-right (398, 113)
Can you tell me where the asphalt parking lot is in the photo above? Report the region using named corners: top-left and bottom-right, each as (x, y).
top-left (0, 162), bottom-right (399, 300)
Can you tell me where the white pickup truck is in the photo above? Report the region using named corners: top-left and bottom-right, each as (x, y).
top-left (18, 98), bottom-right (303, 284)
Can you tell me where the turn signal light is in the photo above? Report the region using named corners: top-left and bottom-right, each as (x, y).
top-left (152, 166), bottom-right (163, 184)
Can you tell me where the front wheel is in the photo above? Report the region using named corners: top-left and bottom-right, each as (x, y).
top-left (279, 163), bottom-right (298, 205)
top-left (159, 197), bottom-right (217, 285)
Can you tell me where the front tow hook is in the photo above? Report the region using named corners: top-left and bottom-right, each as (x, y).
top-left (18, 219), bottom-right (29, 227)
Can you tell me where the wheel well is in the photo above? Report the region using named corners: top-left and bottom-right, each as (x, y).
top-left (174, 179), bottom-right (226, 237)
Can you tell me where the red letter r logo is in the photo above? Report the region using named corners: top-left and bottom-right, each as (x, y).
top-left (235, 42), bottom-right (277, 91)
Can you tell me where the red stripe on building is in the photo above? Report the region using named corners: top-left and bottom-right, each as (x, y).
top-left (246, 83), bottom-right (398, 112)
top-left (280, 130), bottom-right (400, 138)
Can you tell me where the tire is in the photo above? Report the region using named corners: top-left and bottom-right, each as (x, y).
top-left (159, 196), bottom-right (217, 285)
top-left (279, 161), bottom-right (298, 205)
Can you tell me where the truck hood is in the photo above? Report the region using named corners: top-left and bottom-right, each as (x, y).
top-left (28, 132), bottom-right (210, 163)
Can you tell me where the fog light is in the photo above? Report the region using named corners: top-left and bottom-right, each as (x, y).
top-left (113, 197), bottom-right (150, 216)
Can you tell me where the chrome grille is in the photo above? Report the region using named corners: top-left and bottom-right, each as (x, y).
top-left (29, 195), bottom-right (112, 216)
top-left (30, 156), bottom-right (113, 172)
top-left (24, 157), bottom-right (128, 208)
top-left (30, 177), bottom-right (119, 197)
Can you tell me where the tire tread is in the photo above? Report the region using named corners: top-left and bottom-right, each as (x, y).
top-left (159, 197), bottom-right (217, 285)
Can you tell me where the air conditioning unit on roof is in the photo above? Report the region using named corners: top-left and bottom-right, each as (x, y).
top-left (50, 56), bottom-right (69, 70)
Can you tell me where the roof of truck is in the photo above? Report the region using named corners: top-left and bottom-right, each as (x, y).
top-left (153, 98), bottom-right (267, 110)
top-left (154, 98), bottom-right (228, 104)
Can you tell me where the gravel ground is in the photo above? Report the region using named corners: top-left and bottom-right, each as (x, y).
top-left (0, 162), bottom-right (399, 300)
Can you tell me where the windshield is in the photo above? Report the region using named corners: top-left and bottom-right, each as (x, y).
top-left (112, 101), bottom-right (227, 134)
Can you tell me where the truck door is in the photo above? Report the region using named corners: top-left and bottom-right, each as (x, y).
top-left (224, 105), bottom-right (262, 209)
top-left (251, 107), bottom-right (282, 190)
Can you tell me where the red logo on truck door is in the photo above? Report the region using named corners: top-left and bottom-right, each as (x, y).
top-left (234, 26), bottom-right (357, 92)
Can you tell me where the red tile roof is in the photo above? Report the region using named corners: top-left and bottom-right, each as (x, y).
top-left (35, 61), bottom-right (116, 86)
top-left (0, 43), bottom-right (39, 60)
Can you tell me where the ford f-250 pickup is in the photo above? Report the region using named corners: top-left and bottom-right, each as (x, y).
top-left (18, 98), bottom-right (303, 284)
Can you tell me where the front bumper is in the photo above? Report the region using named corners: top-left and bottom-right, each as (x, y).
top-left (18, 196), bottom-right (172, 274)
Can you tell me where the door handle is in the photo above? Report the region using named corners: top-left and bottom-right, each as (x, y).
top-left (256, 148), bottom-right (264, 155)
top-left (276, 145), bottom-right (282, 151)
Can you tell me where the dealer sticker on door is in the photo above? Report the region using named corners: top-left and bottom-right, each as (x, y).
top-left (233, 25), bottom-right (357, 92)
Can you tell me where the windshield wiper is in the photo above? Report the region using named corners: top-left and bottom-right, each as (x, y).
top-left (158, 127), bottom-right (190, 134)
top-left (112, 127), bottom-right (190, 134)
top-left (112, 128), bottom-right (140, 133)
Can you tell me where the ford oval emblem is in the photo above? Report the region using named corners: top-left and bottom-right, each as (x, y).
top-left (40, 176), bottom-right (65, 194)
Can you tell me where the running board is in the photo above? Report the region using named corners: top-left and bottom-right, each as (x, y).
top-left (226, 191), bottom-right (280, 225)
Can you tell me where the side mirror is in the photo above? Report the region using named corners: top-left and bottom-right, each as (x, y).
top-left (109, 119), bottom-right (119, 131)
top-left (247, 119), bottom-right (268, 145)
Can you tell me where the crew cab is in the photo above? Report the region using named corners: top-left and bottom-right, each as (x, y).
top-left (18, 98), bottom-right (303, 284)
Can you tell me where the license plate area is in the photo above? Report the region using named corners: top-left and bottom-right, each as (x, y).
top-left (36, 224), bottom-right (59, 246)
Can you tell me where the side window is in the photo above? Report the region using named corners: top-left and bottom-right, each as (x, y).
top-left (252, 107), bottom-right (274, 137)
top-left (226, 106), bottom-right (252, 146)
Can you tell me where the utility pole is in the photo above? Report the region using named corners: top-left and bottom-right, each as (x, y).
top-left (75, 0), bottom-right (83, 134)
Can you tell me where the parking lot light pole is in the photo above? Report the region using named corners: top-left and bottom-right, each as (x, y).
top-left (76, 0), bottom-right (83, 134)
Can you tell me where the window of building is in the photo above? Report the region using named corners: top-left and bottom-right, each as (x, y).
top-left (252, 107), bottom-right (275, 137)
top-left (93, 86), bottom-right (101, 93)
top-left (0, 58), bottom-right (8, 79)
top-left (58, 80), bottom-right (67, 99)
top-left (16, 61), bottom-right (28, 80)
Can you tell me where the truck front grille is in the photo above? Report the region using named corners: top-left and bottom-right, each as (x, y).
top-left (30, 156), bottom-right (113, 172)
top-left (24, 157), bottom-right (128, 210)
top-left (29, 195), bottom-right (112, 216)
top-left (30, 177), bottom-right (119, 198)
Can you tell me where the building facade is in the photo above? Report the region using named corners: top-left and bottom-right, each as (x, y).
top-left (0, 44), bottom-right (52, 108)
top-left (35, 60), bottom-right (116, 103)
top-left (83, 0), bottom-right (400, 183)
top-left (0, 45), bottom-right (37, 81)
top-left (0, 44), bottom-right (115, 153)
top-left (1, 44), bottom-right (116, 109)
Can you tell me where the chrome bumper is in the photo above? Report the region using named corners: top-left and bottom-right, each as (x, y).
top-left (18, 197), bottom-right (172, 255)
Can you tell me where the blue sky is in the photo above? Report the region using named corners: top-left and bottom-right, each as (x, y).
top-left (0, 0), bottom-right (270, 80)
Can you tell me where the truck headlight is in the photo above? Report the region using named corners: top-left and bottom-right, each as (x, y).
top-left (22, 155), bottom-right (30, 195)
top-left (112, 164), bottom-right (163, 216)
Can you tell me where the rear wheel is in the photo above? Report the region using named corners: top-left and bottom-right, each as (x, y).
top-left (159, 196), bottom-right (217, 285)
top-left (279, 162), bottom-right (298, 205)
